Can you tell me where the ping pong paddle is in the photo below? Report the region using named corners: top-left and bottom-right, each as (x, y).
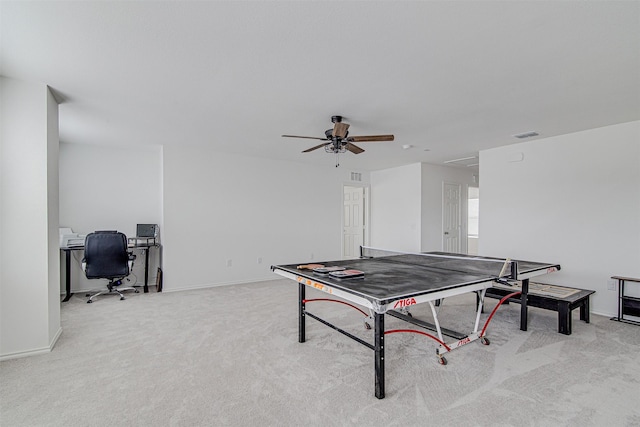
top-left (297, 264), bottom-right (324, 270)
top-left (313, 266), bottom-right (346, 274)
top-left (329, 269), bottom-right (364, 279)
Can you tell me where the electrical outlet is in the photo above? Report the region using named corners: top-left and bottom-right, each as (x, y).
top-left (607, 279), bottom-right (616, 291)
top-left (226, 259), bottom-right (232, 267)
top-left (257, 257), bottom-right (262, 264)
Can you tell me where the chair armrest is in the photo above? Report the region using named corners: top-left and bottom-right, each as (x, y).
top-left (81, 257), bottom-right (87, 272)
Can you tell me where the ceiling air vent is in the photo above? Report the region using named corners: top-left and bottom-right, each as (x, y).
top-left (350, 172), bottom-right (362, 182)
top-left (513, 131), bottom-right (539, 139)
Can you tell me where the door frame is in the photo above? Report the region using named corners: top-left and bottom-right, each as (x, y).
top-left (341, 184), bottom-right (370, 259)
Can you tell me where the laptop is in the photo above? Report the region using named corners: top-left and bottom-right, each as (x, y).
top-left (136, 224), bottom-right (158, 238)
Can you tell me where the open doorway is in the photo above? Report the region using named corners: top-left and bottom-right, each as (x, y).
top-left (467, 186), bottom-right (479, 255)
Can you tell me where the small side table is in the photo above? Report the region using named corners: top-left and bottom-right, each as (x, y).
top-left (611, 276), bottom-right (640, 326)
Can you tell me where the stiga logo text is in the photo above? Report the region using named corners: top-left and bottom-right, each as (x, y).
top-left (393, 298), bottom-right (417, 308)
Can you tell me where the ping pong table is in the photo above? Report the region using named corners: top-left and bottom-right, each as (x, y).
top-left (271, 247), bottom-right (560, 399)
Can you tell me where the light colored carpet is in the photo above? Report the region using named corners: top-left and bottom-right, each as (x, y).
top-left (2, 279), bottom-right (640, 426)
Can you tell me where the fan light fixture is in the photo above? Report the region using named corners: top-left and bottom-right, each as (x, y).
top-left (282, 115), bottom-right (395, 167)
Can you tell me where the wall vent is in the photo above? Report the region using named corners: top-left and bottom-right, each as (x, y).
top-left (513, 131), bottom-right (539, 139)
top-left (350, 172), bottom-right (362, 182)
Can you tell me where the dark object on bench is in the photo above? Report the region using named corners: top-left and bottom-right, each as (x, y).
top-left (481, 283), bottom-right (595, 335)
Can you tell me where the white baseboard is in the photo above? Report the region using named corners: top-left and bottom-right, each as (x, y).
top-left (50, 325), bottom-right (63, 350)
top-left (0, 326), bottom-right (63, 361)
top-left (160, 276), bottom-right (276, 293)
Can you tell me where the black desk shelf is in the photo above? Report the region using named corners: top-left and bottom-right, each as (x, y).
top-left (612, 276), bottom-right (640, 325)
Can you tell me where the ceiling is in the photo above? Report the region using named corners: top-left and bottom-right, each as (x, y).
top-left (2, 1), bottom-right (639, 171)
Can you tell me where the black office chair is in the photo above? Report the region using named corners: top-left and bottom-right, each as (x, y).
top-left (82, 231), bottom-right (138, 303)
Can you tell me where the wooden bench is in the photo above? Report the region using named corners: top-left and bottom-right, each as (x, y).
top-left (482, 282), bottom-right (595, 335)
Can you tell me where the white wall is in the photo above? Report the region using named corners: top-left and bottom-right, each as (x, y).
top-left (370, 163), bottom-right (422, 251)
top-left (0, 77), bottom-right (61, 359)
top-left (480, 121), bottom-right (640, 316)
top-left (60, 142), bottom-right (367, 293)
top-left (420, 163), bottom-right (476, 252)
top-left (162, 145), bottom-right (360, 291)
top-left (370, 163), bottom-right (476, 252)
top-left (58, 143), bottom-right (163, 292)
top-left (47, 85), bottom-right (61, 343)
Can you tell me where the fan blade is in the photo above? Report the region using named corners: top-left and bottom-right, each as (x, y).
top-left (302, 143), bottom-right (328, 153)
top-left (332, 122), bottom-right (350, 138)
top-left (346, 142), bottom-right (364, 154)
top-left (348, 134), bottom-right (395, 142)
top-left (282, 134), bottom-right (328, 141)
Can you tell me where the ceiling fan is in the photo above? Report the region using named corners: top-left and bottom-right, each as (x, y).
top-left (282, 116), bottom-right (394, 166)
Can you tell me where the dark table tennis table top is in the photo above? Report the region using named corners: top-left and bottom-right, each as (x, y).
top-left (272, 252), bottom-right (560, 306)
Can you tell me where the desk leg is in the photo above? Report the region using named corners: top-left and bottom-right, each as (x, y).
top-left (298, 283), bottom-right (306, 343)
top-left (374, 312), bottom-right (385, 399)
top-left (62, 250), bottom-right (73, 302)
top-left (143, 248), bottom-right (150, 293)
top-left (520, 279), bottom-right (529, 331)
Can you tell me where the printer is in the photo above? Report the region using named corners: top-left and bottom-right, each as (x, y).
top-left (59, 227), bottom-right (86, 248)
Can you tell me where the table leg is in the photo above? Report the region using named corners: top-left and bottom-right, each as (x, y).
top-left (581, 298), bottom-right (590, 323)
top-left (374, 312), bottom-right (385, 399)
top-left (520, 278), bottom-right (529, 331)
top-left (558, 301), bottom-right (571, 335)
top-left (618, 279), bottom-right (624, 321)
top-left (299, 283), bottom-right (306, 343)
top-left (143, 248), bottom-right (150, 293)
top-left (62, 250), bottom-right (73, 302)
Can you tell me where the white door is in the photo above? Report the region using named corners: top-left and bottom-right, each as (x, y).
top-left (443, 182), bottom-right (462, 252)
top-left (343, 186), bottom-right (365, 259)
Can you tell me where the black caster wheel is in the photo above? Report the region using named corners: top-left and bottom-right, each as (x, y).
top-left (364, 322), bottom-right (371, 330)
top-left (120, 297), bottom-right (125, 300)
top-left (87, 300), bottom-right (92, 304)
top-left (135, 290), bottom-right (139, 293)
top-left (480, 337), bottom-right (490, 345)
top-left (438, 356), bottom-right (447, 366)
